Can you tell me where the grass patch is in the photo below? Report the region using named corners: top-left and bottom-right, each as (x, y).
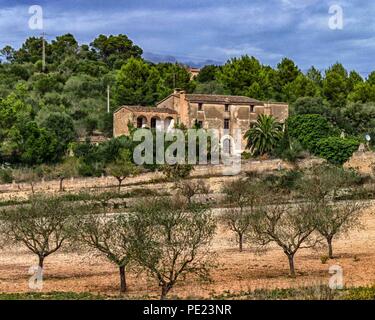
top-left (0, 292), bottom-right (106, 300)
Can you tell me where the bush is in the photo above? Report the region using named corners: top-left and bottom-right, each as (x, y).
top-left (316, 137), bottom-right (360, 165)
top-left (161, 164), bottom-right (194, 181)
top-left (287, 114), bottom-right (335, 154)
top-left (0, 169), bottom-right (13, 184)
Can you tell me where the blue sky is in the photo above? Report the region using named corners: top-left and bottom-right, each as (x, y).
top-left (0, 0), bottom-right (374, 75)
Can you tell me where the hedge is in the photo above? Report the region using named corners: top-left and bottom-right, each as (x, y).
top-left (315, 137), bottom-right (360, 165)
top-left (287, 114), bottom-right (335, 154)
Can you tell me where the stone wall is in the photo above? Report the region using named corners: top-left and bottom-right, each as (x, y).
top-left (0, 157), bottom-right (324, 201)
top-left (344, 151), bottom-right (375, 176)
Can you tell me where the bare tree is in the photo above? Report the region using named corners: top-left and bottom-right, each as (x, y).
top-left (129, 198), bottom-right (216, 300)
top-left (221, 179), bottom-right (264, 252)
top-left (69, 209), bottom-right (133, 293)
top-left (0, 195), bottom-right (72, 269)
top-left (175, 179), bottom-right (210, 204)
top-left (314, 201), bottom-right (365, 259)
top-left (299, 165), bottom-right (366, 259)
top-left (249, 203), bottom-right (318, 277)
top-left (13, 168), bottom-right (40, 194)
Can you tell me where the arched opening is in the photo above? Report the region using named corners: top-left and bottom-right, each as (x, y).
top-left (164, 117), bottom-right (175, 131)
top-left (221, 136), bottom-right (233, 155)
top-left (136, 116), bottom-right (147, 128)
top-left (151, 116), bottom-right (163, 130)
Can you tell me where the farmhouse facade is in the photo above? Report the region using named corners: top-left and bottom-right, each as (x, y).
top-left (113, 90), bottom-right (289, 149)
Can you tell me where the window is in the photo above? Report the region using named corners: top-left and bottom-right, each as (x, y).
top-left (198, 103), bottom-right (203, 111)
top-left (225, 104), bottom-right (230, 112)
top-left (250, 105), bottom-right (255, 113)
top-left (224, 119), bottom-right (230, 130)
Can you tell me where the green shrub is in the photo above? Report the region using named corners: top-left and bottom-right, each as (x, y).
top-left (316, 137), bottom-right (360, 165)
top-left (161, 164), bottom-right (194, 181)
top-left (0, 169), bottom-right (13, 184)
top-left (287, 114), bottom-right (335, 154)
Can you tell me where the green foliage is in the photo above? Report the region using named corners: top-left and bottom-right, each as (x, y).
top-left (315, 137), bottom-right (360, 165)
top-left (41, 112), bottom-right (76, 158)
top-left (114, 58), bottom-right (161, 106)
top-left (90, 34), bottom-right (143, 68)
top-left (0, 33), bottom-right (375, 170)
top-left (245, 114), bottom-right (283, 156)
top-left (287, 114), bottom-right (335, 154)
top-left (196, 65), bottom-right (220, 83)
top-left (161, 164), bottom-right (194, 181)
top-left (129, 198), bottom-right (216, 299)
top-left (0, 169), bottom-right (13, 184)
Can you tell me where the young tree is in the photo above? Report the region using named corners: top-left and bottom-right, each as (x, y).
top-left (314, 201), bottom-right (364, 259)
top-left (299, 165), bottom-right (366, 258)
top-left (53, 157), bottom-right (79, 192)
top-left (106, 150), bottom-right (139, 192)
top-left (250, 203), bottom-right (318, 277)
top-left (70, 209), bottom-right (132, 293)
top-left (13, 167), bottom-right (40, 194)
top-left (0, 195), bottom-right (72, 269)
top-left (129, 198), bottom-right (216, 299)
top-left (221, 179), bottom-right (264, 252)
top-left (175, 179), bottom-right (210, 204)
top-left (161, 164), bottom-right (194, 181)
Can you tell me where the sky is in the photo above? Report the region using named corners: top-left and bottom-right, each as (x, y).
top-left (0, 0), bottom-right (374, 75)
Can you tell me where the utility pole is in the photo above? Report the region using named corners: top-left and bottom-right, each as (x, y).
top-left (107, 85), bottom-right (110, 114)
top-left (41, 32), bottom-right (46, 72)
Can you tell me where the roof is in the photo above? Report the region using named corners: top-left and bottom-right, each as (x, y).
top-left (185, 94), bottom-right (263, 105)
top-left (114, 106), bottom-right (178, 115)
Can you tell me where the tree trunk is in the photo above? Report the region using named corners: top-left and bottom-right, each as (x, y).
top-left (59, 178), bottom-right (65, 192)
top-left (31, 183), bottom-right (35, 194)
top-left (119, 266), bottom-right (127, 293)
top-left (239, 233), bottom-right (243, 252)
top-left (117, 178), bottom-right (123, 192)
top-left (160, 284), bottom-right (172, 300)
top-left (287, 254), bottom-right (296, 277)
top-left (327, 237), bottom-right (334, 259)
top-left (38, 256), bottom-right (44, 269)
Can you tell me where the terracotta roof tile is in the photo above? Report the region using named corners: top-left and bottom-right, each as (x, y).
top-left (116, 106), bottom-right (178, 114)
top-left (185, 94), bottom-right (262, 105)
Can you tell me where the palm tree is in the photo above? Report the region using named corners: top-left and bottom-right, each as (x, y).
top-left (245, 114), bottom-right (283, 156)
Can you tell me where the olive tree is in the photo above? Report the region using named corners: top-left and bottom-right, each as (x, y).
top-left (13, 167), bottom-right (40, 194)
top-left (314, 201), bottom-right (364, 259)
top-left (53, 157), bottom-right (79, 192)
top-left (129, 198), bottom-right (216, 299)
top-left (69, 209), bottom-right (132, 293)
top-left (175, 179), bottom-right (210, 204)
top-left (249, 203), bottom-right (318, 277)
top-left (221, 179), bottom-right (264, 252)
top-left (106, 150), bottom-right (139, 192)
top-left (299, 165), bottom-right (365, 259)
top-left (161, 164), bottom-right (194, 181)
top-left (0, 195), bottom-right (73, 269)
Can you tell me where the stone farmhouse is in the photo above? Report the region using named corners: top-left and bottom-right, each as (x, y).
top-left (113, 89), bottom-right (289, 150)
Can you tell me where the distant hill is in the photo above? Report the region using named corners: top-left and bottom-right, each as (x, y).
top-left (143, 51), bottom-right (222, 68)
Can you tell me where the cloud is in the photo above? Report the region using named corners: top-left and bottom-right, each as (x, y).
top-left (0, 0), bottom-right (374, 74)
